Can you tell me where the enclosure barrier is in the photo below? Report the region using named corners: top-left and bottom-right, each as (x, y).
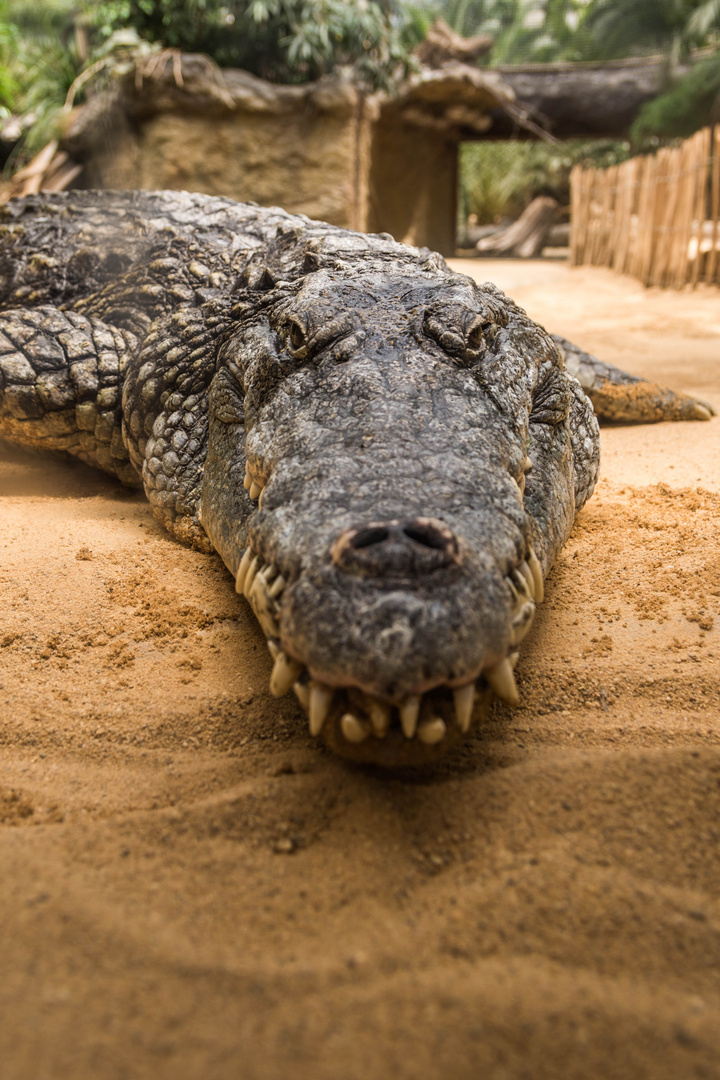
top-left (570, 127), bottom-right (720, 288)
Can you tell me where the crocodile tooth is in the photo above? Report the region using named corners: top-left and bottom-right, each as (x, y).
top-left (399, 695), bottom-right (421, 739)
top-left (508, 651), bottom-right (519, 670)
top-left (243, 463), bottom-right (252, 491)
top-left (367, 699), bottom-right (391, 737)
top-left (518, 560), bottom-right (535, 600)
top-left (236, 547), bottom-right (254, 593)
top-left (269, 575), bottom-right (286, 599)
top-left (249, 482), bottom-right (262, 501)
top-left (418, 717), bottom-right (446, 745)
top-left (341, 713), bottom-right (368, 743)
top-left (262, 563), bottom-right (279, 584)
top-left (248, 573), bottom-right (279, 638)
top-left (510, 601), bottom-right (535, 646)
top-left (294, 682), bottom-right (310, 710)
top-left (308, 682), bottom-right (334, 736)
top-left (243, 555), bottom-right (261, 599)
top-left (453, 683), bottom-right (475, 733)
top-left (527, 548), bottom-right (544, 602)
top-left (485, 657), bottom-right (519, 706)
top-left (506, 576), bottom-right (520, 602)
top-left (512, 567), bottom-right (532, 601)
top-left (270, 651), bottom-right (304, 697)
top-left (267, 638), bottom-right (280, 660)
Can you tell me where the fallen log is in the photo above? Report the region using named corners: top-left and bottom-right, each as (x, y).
top-left (476, 196), bottom-right (559, 257)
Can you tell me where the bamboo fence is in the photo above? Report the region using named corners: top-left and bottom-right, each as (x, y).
top-left (570, 127), bottom-right (720, 288)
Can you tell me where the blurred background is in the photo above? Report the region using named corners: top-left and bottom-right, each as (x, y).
top-left (0, 1), bottom-right (718, 270)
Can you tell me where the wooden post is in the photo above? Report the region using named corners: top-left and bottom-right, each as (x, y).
top-left (588, 167), bottom-right (611, 266)
top-left (708, 127), bottom-right (720, 285)
top-left (669, 135), bottom-right (695, 287)
top-left (613, 157), bottom-right (637, 275)
top-left (689, 128), bottom-right (709, 286)
top-left (604, 164), bottom-right (621, 268)
top-left (569, 164), bottom-right (583, 265)
top-left (634, 156), bottom-right (656, 285)
top-left (651, 147), bottom-right (679, 286)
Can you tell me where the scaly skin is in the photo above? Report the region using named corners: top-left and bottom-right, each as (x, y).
top-left (0, 191), bottom-right (712, 765)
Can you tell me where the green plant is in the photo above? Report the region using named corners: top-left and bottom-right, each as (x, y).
top-left (580, 0), bottom-right (720, 62)
top-left (459, 138), bottom-right (638, 224)
top-left (632, 48), bottom-right (720, 136)
top-left (0, 12), bottom-right (19, 111)
top-left (0, 0), bottom-right (424, 174)
top-left (90, 0), bottom-right (421, 88)
top-left (1, 0), bottom-right (85, 163)
top-left (413, 1), bottom-right (594, 64)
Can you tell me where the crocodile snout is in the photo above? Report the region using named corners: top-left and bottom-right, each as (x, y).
top-left (331, 517), bottom-right (461, 578)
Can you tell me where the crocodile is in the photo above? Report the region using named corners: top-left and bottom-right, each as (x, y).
top-left (0, 190), bottom-right (712, 765)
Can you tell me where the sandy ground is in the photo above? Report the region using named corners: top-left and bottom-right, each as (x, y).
top-left (1, 260), bottom-right (720, 1080)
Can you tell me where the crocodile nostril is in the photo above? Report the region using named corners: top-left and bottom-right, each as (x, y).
top-left (332, 518), bottom-right (461, 577)
top-left (350, 526), bottom-right (390, 550)
top-left (402, 522), bottom-right (449, 550)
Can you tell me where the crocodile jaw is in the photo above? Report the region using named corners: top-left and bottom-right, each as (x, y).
top-left (233, 530), bottom-right (542, 763)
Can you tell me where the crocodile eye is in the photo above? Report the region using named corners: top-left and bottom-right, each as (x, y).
top-left (467, 320), bottom-right (497, 352)
top-left (288, 318), bottom-right (307, 353)
top-left (290, 322), bottom-right (305, 349)
top-left (424, 305), bottom-right (499, 364)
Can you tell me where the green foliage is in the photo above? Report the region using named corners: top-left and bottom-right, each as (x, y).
top-left (632, 49), bottom-right (720, 136)
top-left (418, 0), bottom-right (720, 63)
top-left (420, 0), bottom-right (491, 38)
top-left (90, 0), bottom-right (419, 87)
top-left (688, 0), bottom-right (720, 41)
top-left (484, 0), bottom-right (587, 63)
top-left (580, 0), bottom-right (714, 61)
top-left (414, 1), bottom-right (596, 64)
top-left (459, 138), bottom-right (636, 224)
top-left (422, 0), bottom-right (720, 138)
top-left (0, 0), bottom-right (84, 161)
top-left (577, 0), bottom-right (720, 136)
top-left (0, 0), bottom-right (422, 172)
top-left (0, 11), bottom-right (19, 111)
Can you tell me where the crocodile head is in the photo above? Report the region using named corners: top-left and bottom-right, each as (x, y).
top-left (200, 256), bottom-right (592, 765)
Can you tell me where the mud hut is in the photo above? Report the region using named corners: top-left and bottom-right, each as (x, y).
top-left (38, 47), bottom-right (525, 257)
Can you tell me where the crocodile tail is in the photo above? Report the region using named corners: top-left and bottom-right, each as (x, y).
top-left (553, 334), bottom-right (714, 424)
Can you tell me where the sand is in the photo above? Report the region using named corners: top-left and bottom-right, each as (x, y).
top-left (1, 260), bottom-right (719, 1080)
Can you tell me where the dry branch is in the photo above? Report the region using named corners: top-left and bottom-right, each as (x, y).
top-left (476, 196), bottom-right (559, 258)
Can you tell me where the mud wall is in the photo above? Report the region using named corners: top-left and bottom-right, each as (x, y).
top-left (73, 96), bottom-right (459, 252)
top-left (84, 109), bottom-right (364, 230)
